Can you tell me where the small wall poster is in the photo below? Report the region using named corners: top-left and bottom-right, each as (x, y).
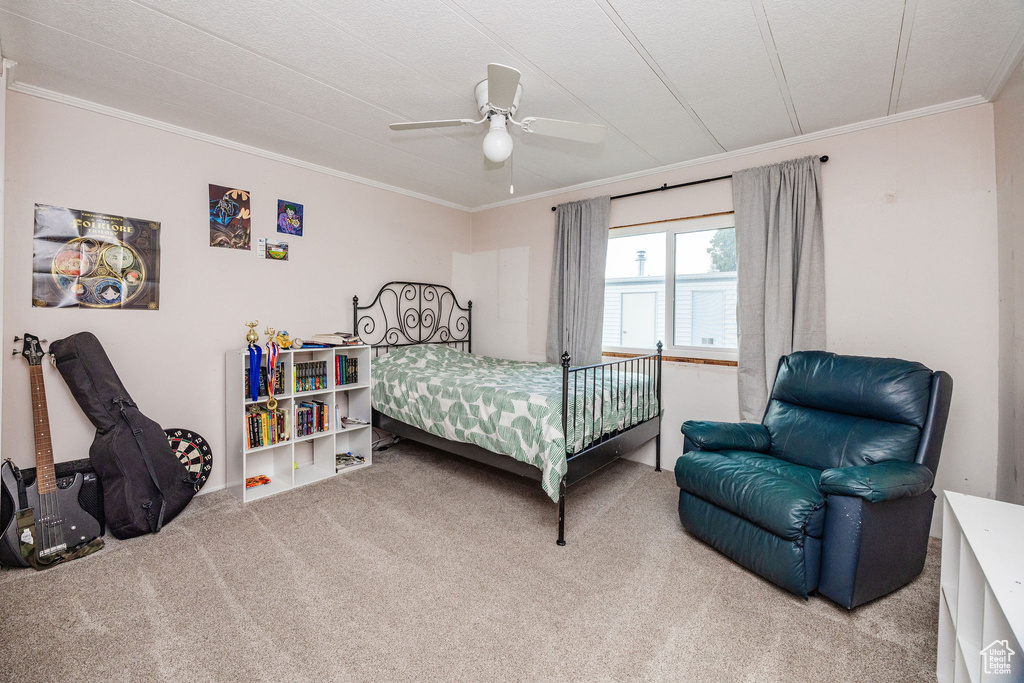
top-left (257, 238), bottom-right (289, 261)
top-left (209, 185), bottom-right (251, 250)
top-left (277, 200), bottom-right (303, 236)
top-left (32, 204), bottom-right (161, 310)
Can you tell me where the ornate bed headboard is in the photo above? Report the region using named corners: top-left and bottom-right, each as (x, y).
top-left (353, 281), bottom-right (471, 357)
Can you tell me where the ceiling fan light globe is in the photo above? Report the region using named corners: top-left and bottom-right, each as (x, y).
top-left (483, 128), bottom-right (513, 163)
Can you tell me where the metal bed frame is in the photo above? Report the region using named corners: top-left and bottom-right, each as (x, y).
top-left (354, 281), bottom-right (662, 545)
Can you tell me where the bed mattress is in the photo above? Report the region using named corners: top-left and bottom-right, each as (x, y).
top-left (371, 344), bottom-right (657, 501)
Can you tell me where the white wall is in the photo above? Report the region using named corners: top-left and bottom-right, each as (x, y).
top-left (994, 59), bottom-right (1024, 506)
top-left (3, 88), bottom-right (1005, 537)
top-left (2, 92), bottom-right (472, 492)
top-left (471, 104), bottom-right (1001, 533)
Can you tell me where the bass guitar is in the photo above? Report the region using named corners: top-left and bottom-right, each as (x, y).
top-left (0, 333), bottom-right (102, 567)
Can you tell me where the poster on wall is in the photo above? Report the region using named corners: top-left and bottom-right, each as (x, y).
top-left (209, 184), bottom-right (251, 250)
top-left (32, 204), bottom-right (161, 310)
top-left (277, 200), bottom-right (302, 236)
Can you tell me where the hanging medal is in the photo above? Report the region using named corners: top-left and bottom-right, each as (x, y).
top-left (245, 321), bottom-right (261, 402)
top-left (265, 326), bottom-right (279, 411)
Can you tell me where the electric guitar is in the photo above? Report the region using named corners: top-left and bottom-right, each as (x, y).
top-left (0, 334), bottom-right (101, 566)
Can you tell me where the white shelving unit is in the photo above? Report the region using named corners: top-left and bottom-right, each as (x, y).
top-left (226, 345), bottom-right (372, 502)
top-left (937, 491), bottom-right (1024, 683)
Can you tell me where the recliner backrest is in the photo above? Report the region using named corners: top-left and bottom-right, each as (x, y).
top-left (763, 351), bottom-right (934, 470)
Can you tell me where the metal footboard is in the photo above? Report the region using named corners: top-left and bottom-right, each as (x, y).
top-left (557, 342), bottom-right (663, 545)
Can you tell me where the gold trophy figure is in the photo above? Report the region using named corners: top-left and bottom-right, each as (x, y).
top-left (245, 321), bottom-right (259, 346)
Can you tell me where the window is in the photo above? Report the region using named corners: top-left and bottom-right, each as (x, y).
top-left (603, 214), bottom-right (737, 361)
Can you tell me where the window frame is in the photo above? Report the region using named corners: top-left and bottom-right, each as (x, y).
top-left (602, 213), bottom-right (738, 363)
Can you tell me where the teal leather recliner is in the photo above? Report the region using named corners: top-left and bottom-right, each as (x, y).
top-left (675, 351), bottom-right (953, 608)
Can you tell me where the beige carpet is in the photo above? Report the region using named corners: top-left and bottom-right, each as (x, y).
top-left (0, 442), bottom-right (939, 682)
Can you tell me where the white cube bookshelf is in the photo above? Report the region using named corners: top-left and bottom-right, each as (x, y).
top-left (937, 491), bottom-right (1024, 683)
top-left (225, 345), bottom-right (373, 502)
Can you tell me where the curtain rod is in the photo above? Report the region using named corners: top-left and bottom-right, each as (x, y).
top-left (550, 155), bottom-right (829, 211)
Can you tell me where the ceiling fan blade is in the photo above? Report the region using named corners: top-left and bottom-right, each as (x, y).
top-left (521, 117), bottom-right (606, 144)
top-left (389, 119), bottom-right (477, 131)
top-left (487, 63), bottom-right (521, 110)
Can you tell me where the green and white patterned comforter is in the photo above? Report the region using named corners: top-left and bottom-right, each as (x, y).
top-left (371, 344), bottom-right (658, 501)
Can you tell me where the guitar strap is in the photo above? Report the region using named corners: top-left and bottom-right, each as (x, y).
top-left (12, 460), bottom-right (28, 510)
top-left (10, 461), bottom-right (39, 567)
top-left (113, 397), bottom-right (166, 533)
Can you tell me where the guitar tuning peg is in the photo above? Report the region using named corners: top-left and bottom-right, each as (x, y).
top-left (13, 336), bottom-right (21, 342)
top-left (11, 349), bottom-right (18, 356)
top-left (40, 339), bottom-right (48, 344)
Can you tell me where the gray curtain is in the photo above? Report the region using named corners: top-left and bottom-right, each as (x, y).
top-left (546, 196), bottom-right (611, 366)
top-left (733, 156), bottom-right (826, 420)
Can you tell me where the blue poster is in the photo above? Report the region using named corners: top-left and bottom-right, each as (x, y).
top-left (277, 200), bottom-right (303, 236)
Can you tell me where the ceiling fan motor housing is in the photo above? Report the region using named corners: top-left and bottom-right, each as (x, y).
top-left (476, 79), bottom-right (523, 116)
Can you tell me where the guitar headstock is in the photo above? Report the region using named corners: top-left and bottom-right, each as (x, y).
top-left (15, 334), bottom-right (47, 366)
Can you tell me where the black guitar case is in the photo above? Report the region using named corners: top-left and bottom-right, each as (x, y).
top-left (49, 332), bottom-right (195, 539)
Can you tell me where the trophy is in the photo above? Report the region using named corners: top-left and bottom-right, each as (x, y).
top-left (245, 320), bottom-right (259, 347)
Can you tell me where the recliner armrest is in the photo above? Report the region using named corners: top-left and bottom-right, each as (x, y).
top-left (681, 421), bottom-right (771, 453)
top-left (819, 461), bottom-right (934, 503)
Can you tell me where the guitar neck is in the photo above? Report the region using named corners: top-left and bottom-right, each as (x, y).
top-left (28, 364), bottom-right (57, 495)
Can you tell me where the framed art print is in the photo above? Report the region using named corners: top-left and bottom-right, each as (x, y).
top-left (277, 200), bottom-right (303, 236)
top-left (210, 184), bottom-right (251, 249)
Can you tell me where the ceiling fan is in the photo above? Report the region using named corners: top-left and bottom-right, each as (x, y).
top-left (389, 63), bottom-right (606, 165)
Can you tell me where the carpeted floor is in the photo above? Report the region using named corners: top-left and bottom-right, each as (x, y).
top-left (0, 442), bottom-right (940, 682)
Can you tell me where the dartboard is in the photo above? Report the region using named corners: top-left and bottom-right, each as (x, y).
top-left (164, 428), bottom-right (213, 492)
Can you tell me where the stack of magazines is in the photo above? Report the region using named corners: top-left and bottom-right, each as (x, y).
top-left (310, 332), bottom-right (362, 346)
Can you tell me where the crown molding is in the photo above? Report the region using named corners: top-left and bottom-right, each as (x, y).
top-left (7, 82), bottom-right (474, 212)
top-left (8, 81), bottom-right (990, 214)
top-left (469, 94), bottom-right (989, 212)
top-left (985, 20), bottom-right (1024, 101)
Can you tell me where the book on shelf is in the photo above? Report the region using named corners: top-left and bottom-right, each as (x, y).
top-left (245, 406), bottom-right (288, 449)
top-left (244, 362), bottom-right (285, 399)
top-left (336, 356), bottom-right (359, 385)
top-left (336, 452), bottom-right (365, 470)
top-left (338, 416), bottom-right (368, 430)
top-left (293, 360), bottom-right (328, 393)
top-left (295, 400), bottom-right (330, 437)
top-left (245, 474), bottom-right (271, 488)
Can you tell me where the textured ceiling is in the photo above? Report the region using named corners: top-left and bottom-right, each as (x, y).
top-left (1, 0), bottom-right (1022, 210)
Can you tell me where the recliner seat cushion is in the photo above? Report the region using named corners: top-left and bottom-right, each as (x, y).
top-left (674, 450), bottom-right (826, 541)
top-left (764, 351), bottom-right (934, 470)
top-left (724, 450), bottom-right (822, 493)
